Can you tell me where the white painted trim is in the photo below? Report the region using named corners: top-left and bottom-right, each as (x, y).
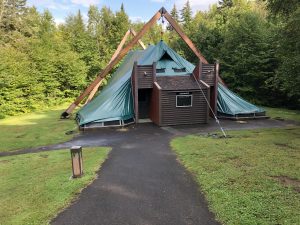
top-left (154, 82), bottom-right (162, 90)
top-left (176, 94), bottom-right (193, 107)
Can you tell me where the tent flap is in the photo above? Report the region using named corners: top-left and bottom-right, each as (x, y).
top-left (217, 83), bottom-right (265, 117)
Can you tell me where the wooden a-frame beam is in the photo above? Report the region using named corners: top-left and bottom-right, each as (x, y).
top-left (162, 9), bottom-right (208, 64)
top-left (61, 7), bottom-right (209, 118)
top-left (84, 29), bottom-right (146, 105)
top-left (61, 10), bottom-right (161, 118)
top-left (130, 28), bottom-right (146, 50)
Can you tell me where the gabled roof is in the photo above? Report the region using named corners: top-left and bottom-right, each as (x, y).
top-left (156, 76), bottom-right (207, 90)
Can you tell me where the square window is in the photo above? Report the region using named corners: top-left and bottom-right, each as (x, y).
top-left (176, 95), bottom-right (192, 107)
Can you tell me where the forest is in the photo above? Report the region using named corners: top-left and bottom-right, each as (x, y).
top-left (0, 0), bottom-right (299, 118)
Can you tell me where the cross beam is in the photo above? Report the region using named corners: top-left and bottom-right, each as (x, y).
top-left (84, 29), bottom-right (146, 105)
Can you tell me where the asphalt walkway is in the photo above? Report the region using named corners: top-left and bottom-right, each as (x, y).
top-left (51, 124), bottom-right (220, 225)
top-left (1, 118), bottom-right (296, 157)
top-left (2, 119), bottom-right (297, 224)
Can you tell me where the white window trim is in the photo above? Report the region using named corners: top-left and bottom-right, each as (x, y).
top-left (176, 94), bottom-right (193, 107)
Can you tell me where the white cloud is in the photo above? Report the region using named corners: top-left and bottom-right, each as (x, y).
top-left (54, 18), bottom-right (65, 25)
top-left (70, 0), bottom-right (101, 7)
top-left (175, 0), bottom-right (218, 12)
top-left (27, 0), bottom-right (70, 10)
top-left (129, 16), bottom-right (144, 22)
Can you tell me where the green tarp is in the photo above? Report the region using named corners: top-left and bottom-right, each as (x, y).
top-left (76, 41), bottom-right (265, 126)
top-left (217, 83), bottom-right (265, 116)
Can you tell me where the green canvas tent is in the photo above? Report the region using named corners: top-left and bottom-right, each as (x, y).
top-left (76, 41), bottom-right (195, 126)
top-left (217, 83), bottom-right (265, 118)
top-left (76, 41), bottom-right (265, 127)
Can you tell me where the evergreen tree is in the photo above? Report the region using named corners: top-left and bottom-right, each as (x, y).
top-left (180, 0), bottom-right (192, 26)
top-left (0, 0), bottom-right (26, 32)
top-left (39, 9), bottom-right (55, 38)
top-left (87, 5), bottom-right (100, 36)
top-left (171, 4), bottom-right (179, 22)
top-left (114, 3), bottom-right (130, 48)
top-left (166, 4), bottom-right (179, 32)
top-left (266, 0), bottom-right (300, 17)
top-left (218, 0), bottom-right (233, 9)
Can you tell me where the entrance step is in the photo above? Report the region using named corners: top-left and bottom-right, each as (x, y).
top-left (138, 118), bottom-right (152, 123)
top-left (161, 126), bottom-right (185, 135)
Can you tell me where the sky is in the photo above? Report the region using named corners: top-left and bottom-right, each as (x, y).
top-left (26, 0), bottom-right (219, 24)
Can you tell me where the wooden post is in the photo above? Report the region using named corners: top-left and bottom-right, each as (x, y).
top-left (152, 61), bottom-right (157, 82)
top-left (84, 29), bottom-right (147, 105)
top-left (199, 60), bottom-right (202, 79)
top-left (213, 61), bottom-right (219, 115)
top-left (70, 146), bottom-right (83, 178)
top-left (193, 60), bottom-right (202, 80)
top-left (133, 62), bottom-right (139, 123)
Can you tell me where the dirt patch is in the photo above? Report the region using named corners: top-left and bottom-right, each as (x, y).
top-left (271, 176), bottom-right (300, 193)
top-left (16, 134), bottom-right (26, 138)
top-left (274, 143), bottom-right (296, 149)
top-left (39, 154), bottom-right (49, 158)
top-left (274, 117), bottom-right (285, 121)
top-left (0, 159), bottom-right (10, 164)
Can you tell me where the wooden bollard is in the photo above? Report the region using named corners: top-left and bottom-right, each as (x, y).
top-left (70, 146), bottom-right (83, 178)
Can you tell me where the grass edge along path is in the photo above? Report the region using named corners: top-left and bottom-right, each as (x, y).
top-left (265, 106), bottom-right (300, 122)
top-left (0, 104), bottom-right (77, 153)
top-left (171, 127), bottom-right (300, 225)
top-left (0, 147), bottom-right (111, 225)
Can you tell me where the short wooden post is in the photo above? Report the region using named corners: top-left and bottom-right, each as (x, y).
top-left (70, 146), bottom-right (83, 178)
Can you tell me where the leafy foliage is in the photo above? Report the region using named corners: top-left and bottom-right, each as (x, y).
top-left (0, 0), bottom-right (299, 118)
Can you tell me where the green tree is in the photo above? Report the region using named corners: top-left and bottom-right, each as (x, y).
top-left (218, 0), bottom-right (233, 9)
top-left (114, 3), bottom-right (130, 48)
top-left (171, 4), bottom-right (179, 22)
top-left (180, 0), bottom-right (192, 26)
top-left (266, 0), bottom-right (300, 17)
top-left (0, 0), bottom-right (26, 32)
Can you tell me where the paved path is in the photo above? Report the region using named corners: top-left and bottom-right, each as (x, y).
top-left (51, 124), bottom-right (220, 225)
top-left (2, 119), bottom-right (297, 224)
top-left (1, 118), bottom-right (297, 157)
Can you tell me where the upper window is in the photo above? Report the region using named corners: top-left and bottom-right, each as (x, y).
top-left (176, 94), bottom-right (192, 107)
top-left (156, 68), bottom-right (165, 73)
top-left (173, 68), bottom-right (186, 73)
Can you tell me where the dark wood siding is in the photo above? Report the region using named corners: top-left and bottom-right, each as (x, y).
top-left (201, 64), bottom-right (215, 86)
top-left (160, 89), bottom-right (209, 126)
top-left (149, 83), bottom-right (160, 125)
top-left (137, 65), bottom-right (153, 88)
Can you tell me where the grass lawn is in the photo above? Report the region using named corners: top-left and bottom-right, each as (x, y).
top-left (264, 106), bottom-right (300, 122)
top-left (0, 105), bottom-right (77, 152)
top-left (0, 147), bottom-right (110, 225)
top-left (171, 127), bottom-right (300, 225)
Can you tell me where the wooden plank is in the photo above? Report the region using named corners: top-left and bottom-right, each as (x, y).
top-left (130, 28), bottom-right (146, 50)
top-left (133, 62), bottom-right (139, 123)
top-left (163, 10), bottom-right (208, 64)
top-left (213, 61), bottom-right (219, 114)
top-left (152, 61), bottom-right (157, 82)
top-left (84, 79), bottom-right (103, 104)
top-left (85, 29), bottom-right (147, 104)
top-left (62, 10), bottom-right (162, 117)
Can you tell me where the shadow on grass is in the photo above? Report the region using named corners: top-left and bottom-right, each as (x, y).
top-left (0, 108), bottom-right (77, 153)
